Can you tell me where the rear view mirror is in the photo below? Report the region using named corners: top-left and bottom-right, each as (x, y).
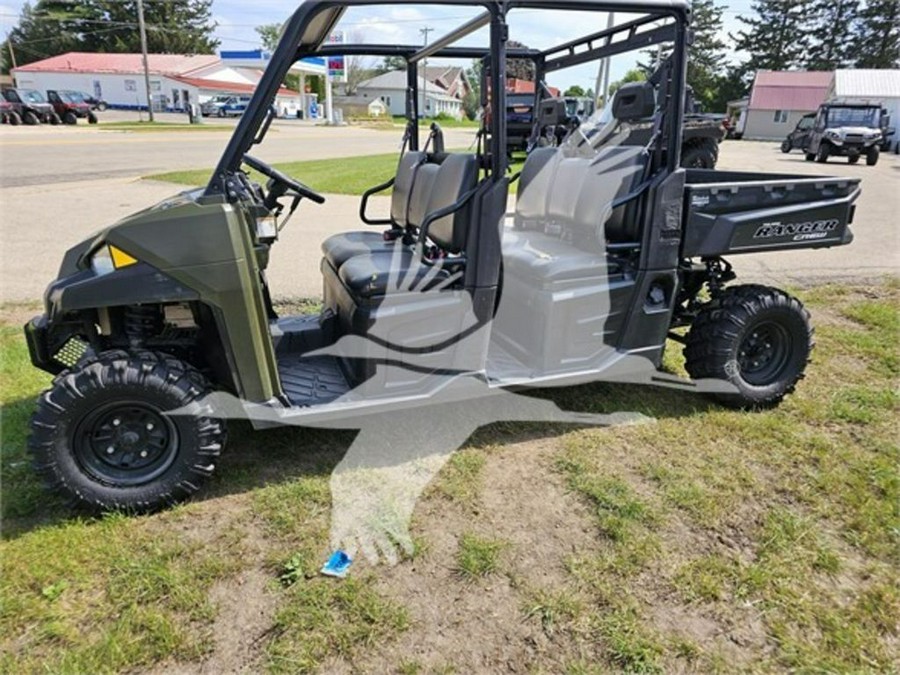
top-left (612, 81), bottom-right (656, 122)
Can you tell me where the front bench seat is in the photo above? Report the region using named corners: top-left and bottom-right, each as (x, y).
top-left (321, 150), bottom-right (426, 270)
top-left (338, 153), bottom-right (479, 300)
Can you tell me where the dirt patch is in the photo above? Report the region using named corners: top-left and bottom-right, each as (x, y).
top-left (0, 301), bottom-right (42, 326)
top-left (321, 436), bottom-right (603, 673)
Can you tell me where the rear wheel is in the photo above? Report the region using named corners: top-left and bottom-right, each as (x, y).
top-left (780, 139), bottom-right (791, 153)
top-left (815, 143), bottom-right (830, 163)
top-left (96, 102), bottom-right (107, 112)
top-left (866, 145), bottom-right (879, 166)
top-left (88, 111), bottom-right (98, 124)
top-left (804, 152), bottom-right (815, 161)
top-left (29, 351), bottom-right (226, 513)
top-left (681, 141), bottom-right (717, 169)
top-left (49, 112), bottom-right (61, 125)
top-left (684, 285), bottom-right (813, 409)
top-left (23, 110), bottom-right (39, 125)
top-left (64, 111), bottom-right (78, 125)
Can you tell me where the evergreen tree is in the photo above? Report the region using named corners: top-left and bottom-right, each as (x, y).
top-left (639, 0), bottom-right (727, 111)
top-left (731, 0), bottom-right (815, 72)
top-left (2, 0), bottom-right (218, 72)
top-left (853, 0), bottom-right (900, 68)
top-left (804, 0), bottom-right (859, 70)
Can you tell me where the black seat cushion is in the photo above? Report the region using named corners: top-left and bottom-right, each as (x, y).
top-left (322, 231), bottom-right (405, 271)
top-left (338, 250), bottom-right (454, 299)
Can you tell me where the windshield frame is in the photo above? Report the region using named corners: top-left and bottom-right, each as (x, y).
top-left (203, 0), bottom-right (690, 200)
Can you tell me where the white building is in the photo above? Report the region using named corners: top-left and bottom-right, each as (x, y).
top-left (829, 69), bottom-right (900, 151)
top-left (354, 70), bottom-right (463, 119)
top-left (11, 51), bottom-right (325, 114)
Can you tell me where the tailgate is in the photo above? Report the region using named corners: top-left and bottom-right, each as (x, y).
top-left (682, 169), bottom-right (861, 257)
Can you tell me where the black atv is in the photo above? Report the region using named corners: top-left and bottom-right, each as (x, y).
top-left (781, 113), bottom-right (815, 153)
top-left (23, 0), bottom-right (861, 513)
top-left (2, 88), bottom-right (60, 125)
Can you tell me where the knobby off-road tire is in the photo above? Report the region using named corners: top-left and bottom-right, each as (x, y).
top-left (64, 111), bottom-right (78, 125)
top-left (848, 155), bottom-right (860, 164)
top-left (780, 139), bottom-right (791, 153)
top-left (7, 111), bottom-right (21, 125)
top-left (866, 145), bottom-right (879, 166)
top-left (49, 112), bottom-right (61, 125)
top-left (815, 143), bottom-right (830, 163)
top-left (681, 140), bottom-right (718, 169)
top-left (804, 152), bottom-right (815, 161)
top-left (23, 110), bottom-right (39, 125)
top-left (684, 285), bottom-right (813, 409)
top-left (29, 350), bottom-right (226, 513)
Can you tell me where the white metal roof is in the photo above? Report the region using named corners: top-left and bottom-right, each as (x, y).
top-left (833, 69), bottom-right (900, 99)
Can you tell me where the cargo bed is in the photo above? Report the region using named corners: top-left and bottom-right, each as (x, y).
top-left (682, 169), bottom-right (860, 258)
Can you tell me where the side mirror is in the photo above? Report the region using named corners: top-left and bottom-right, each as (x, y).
top-left (612, 81), bottom-right (656, 122)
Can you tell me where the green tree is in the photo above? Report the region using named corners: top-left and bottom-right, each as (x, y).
top-left (852, 0), bottom-right (900, 68)
top-left (639, 0), bottom-right (727, 111)
top-left (379, 55), bottom-right (407, 72)
top-left (255, 23), bottom-right (281, 52)
top-left (731, 0), bottom-right (815, 72)
top-left (804, 0), bottom-right (859, 70)
top-left (2, 0), bottom-right (218, 72)
top-left (564, 85), bottom-right (585, 96)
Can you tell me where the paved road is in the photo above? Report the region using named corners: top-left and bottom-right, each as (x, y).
top-left (0, 120), bottom-right (478, 188)
top-left (0, 134), bottom-right (897, 303)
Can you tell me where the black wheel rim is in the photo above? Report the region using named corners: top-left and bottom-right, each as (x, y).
top-left (738, 321), bottom-right (792, 386)
top-left (73, 401), bottom-right (179, 486)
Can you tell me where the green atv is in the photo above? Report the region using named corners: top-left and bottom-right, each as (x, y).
top-left (24, 0), bottom-right (861, 513)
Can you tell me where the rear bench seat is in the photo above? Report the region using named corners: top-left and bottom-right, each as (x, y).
top-left (501, 145), bottom-right (647, 285)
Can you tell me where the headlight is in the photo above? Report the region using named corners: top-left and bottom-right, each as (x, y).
top-left (90, 244), bottom-right (138, 276)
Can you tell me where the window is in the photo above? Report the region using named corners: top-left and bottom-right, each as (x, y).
top-left (150, 80), bottom-right (161, 92)
top-left (124, 79), bottom-right (137, 92)
top-left (773, 110), bottom-right (788, 123)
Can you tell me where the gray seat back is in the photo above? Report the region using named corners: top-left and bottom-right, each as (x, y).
top-left (514, 145), bottom-right (646, 247)
top-left (407, 162), bottom-right (440, 229)
top-left (390, 150), bottom-right (426, 228)
top-left (423, 154), bottom-right (479, 253)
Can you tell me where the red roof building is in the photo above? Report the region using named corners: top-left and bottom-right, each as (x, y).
top-left (743, 70), bottom-right (833, 140)
top-left (12, 51), bottom-right (302, 113)
top-left (506, 78), bottom-right (561, 98)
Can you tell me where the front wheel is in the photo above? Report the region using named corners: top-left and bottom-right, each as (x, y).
top-left (815, 143), bottom-right (829, 163)
top-left (29, 351), bottom-right (226, 513)
top-left (684, 285), bottom-right (813, 409)
top-left (780, 139), bottom-right (791, 153)
top-left (866, 145), bottom-right (879, 166)
top-left (848, 155), bottom-right (860, 164)
top-left (23, 110), bottom-right (39, 125)
top-left (49, 112), bottom-right (61, 125)
top-left (8, 111), bottom-right (21, 126)
top-left (64, 111), bottom-right (78, 125)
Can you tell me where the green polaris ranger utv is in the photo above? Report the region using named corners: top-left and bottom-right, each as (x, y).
top-left (24, 0), bottom-right (861, 513)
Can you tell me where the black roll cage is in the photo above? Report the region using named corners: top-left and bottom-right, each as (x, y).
top-left (203, 0), bottom-right (691, 200)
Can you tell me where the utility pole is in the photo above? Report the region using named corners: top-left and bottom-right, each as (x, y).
top-left (136, 0), bottom-right (154, 122)
top-left (420, 26), bottom-right (433, 118)
top-left (7, 37), bottom-right (17, 71)
top-left (593, 12), bottom-right (614, 108)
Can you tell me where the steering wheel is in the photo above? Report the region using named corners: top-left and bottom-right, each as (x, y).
top-left (242, 154), bottom-right (326, 205)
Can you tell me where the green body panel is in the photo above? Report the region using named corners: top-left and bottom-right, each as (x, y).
top-left (85, 190), bottom-right (279, 402)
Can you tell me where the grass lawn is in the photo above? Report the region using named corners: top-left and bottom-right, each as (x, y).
top-left (146, 151), bottom-right (527, 196)
top-left (99, 121), bottom-right (233, 132)
top-left (1, 281), bottom-right (898, 673)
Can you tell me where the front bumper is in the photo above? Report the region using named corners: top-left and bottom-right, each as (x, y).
top-left (24, 315), bottom-right (62, 374)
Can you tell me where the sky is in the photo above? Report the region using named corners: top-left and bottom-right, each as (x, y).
top-left (1, 0), bottom-right (754, 91)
